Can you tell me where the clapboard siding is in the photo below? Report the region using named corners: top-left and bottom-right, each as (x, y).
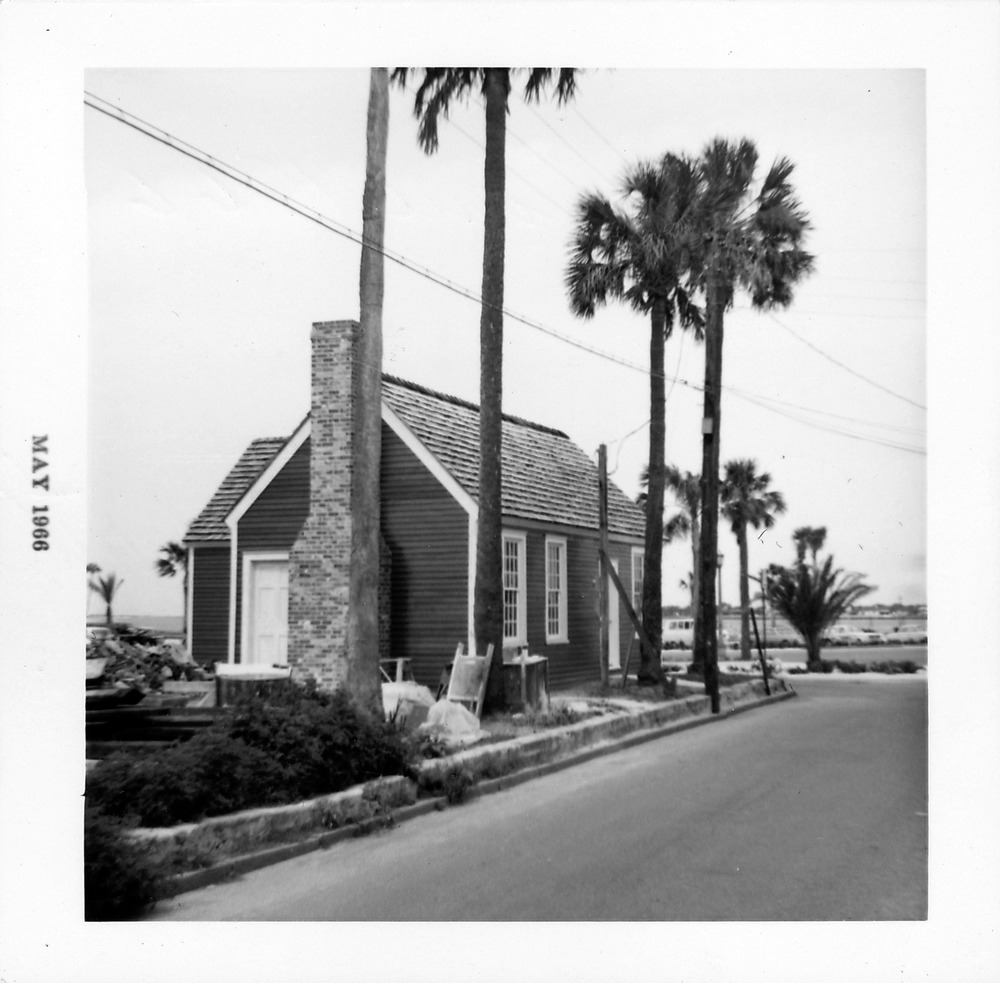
top-left (381, 425), bottom-right (468, 689)
top-left (189, 546), bottom-right (230, 666)
top-left (517, 530), bottom-right (639, 690)
top-left (234, 440), bottom-right (310, 661)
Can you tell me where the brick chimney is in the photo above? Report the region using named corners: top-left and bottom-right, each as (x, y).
top-left (287, 320), bottom-right (359, 689)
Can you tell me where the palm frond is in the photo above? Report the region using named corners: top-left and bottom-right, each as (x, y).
top-left (523, 68), bottom-right (578, 105)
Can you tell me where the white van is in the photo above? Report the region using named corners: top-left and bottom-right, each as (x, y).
top-left (662, 618), bottom-right (695, 649)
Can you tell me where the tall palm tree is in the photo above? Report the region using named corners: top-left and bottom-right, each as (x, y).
top-left (90, 573), bottom-right (124, 631)
top-left (765, 554), bottom-right (875, 669)
top-left (793, 525), bottom-right (827, 567)
top-left (345, 67), bottom-right (389, 712)
top-left (721, 459), bottom-right (787, 661)
top-left (392, 68), bottom-right (577, 709)
top-left (567, 153), bottom-right (705, 684)
top-left (686, 138), bottom-right (814, 711)
top-left (155, 542), bottom-right (188, 642)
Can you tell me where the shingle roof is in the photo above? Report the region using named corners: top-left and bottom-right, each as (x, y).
top-left (185, 377), bottom-right (645, 543)
top-left (381, 376), bottom-right (645, 538)
top-left (184, 437), bottom-right (288, 543)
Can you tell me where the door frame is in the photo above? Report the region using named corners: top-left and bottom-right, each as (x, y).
top-left (240, 550), bottom-right (290, 665)
top-left (608, 558), bottom-right (621, 670)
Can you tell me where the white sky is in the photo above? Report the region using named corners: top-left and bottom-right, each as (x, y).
top-left (84, 66), bottom-right (927, 617)
top-left (2, 3), bottom-right (999, 980)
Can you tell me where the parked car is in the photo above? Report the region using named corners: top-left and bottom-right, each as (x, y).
top-left (859, 628), bottom-right (888, 646)
top-left (888, 624), bottom-right (928, 645)
top-left (821, 624), bottom-right (869, 646)
top-left (662, 618), bottom-right (694, 649)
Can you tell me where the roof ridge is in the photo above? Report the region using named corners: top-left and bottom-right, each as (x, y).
top-left (381, 373), bottom-right (568, 439)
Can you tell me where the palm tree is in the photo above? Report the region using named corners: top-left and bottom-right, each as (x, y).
top-left (765, 554), bottom-right (875, 669)
top-left (345, 68), bottom-right (389, 712)
top-left (644, 463), bottom-right (705, 668)
top-left (86, 563), bottom-right (101, 621)
top-left (567, 153), bottom-right (705, 685)
top-left (90, 573), bottom-right (124, 631)
top-left (664, 465), bottom-right (704, 667)
top-left (392, 68), bottom-right (577, 709)
top-left (721, 459), bottom-right (787, 661)
top-left (686, 138), bottom-right (814, 711)
top-left (155, 543), bottom-right (188, 642)
top-left (793, 526), bottom-right (827, 566)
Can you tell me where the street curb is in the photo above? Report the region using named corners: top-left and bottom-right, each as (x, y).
top-left (158, 685), bottom-right (795, 900)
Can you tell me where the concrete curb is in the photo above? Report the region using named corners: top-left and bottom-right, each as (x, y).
top-left (158, 682), bottom-right (796, 899)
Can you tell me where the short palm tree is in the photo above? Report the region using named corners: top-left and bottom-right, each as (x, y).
top-left (155, 542), bottom-right (188, 643)
top-left (86, 563), bottom-right (101, 620)
top-left (721, 459), bottom-right (787, 661)
top-left (793, 526), bottom-right (827, 567)
top-left (89, 573), bottom-right (124, 631)
top-left (567, 153), bottom-right (705, 684)
top-left (392, 68), bottom-right (577, 708)
top-left (684, 138), bottom-right (814, 709)
top-left (765, 555), bottom-right (875, 669)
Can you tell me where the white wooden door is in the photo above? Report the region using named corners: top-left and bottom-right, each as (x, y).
top-left (249, 559), bottom-right (288, 665)
top-left (608, 560), bottom-right (621, 670)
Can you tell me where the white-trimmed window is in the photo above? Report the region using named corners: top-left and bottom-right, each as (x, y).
top-left (545, 536), bottom-right (568, 643)
top-left (631, 547), bottom-right (645, 617)
top-left (502, 531), bottom-right (527, 646)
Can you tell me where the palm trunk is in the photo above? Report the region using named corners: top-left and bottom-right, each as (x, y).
top-left (182, 563), bottom-right (189, 648)
top-left (346, 67), bottom-right (388, 712)
top-left (696, 274), bottom-right (724, 712)
top-left (737, 520), bottom-right (751, 661)
top-left (639, 298), bottom-right (667, 685)
top-left (476, 68), bottom-right (507, 711)
top-left (690, 507), bottom-right (702, 670)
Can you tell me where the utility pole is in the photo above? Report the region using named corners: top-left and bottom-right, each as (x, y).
top-left (696, 273), bottom-right (723, 713)
top-left (597, 444), bottom-right (610, 687)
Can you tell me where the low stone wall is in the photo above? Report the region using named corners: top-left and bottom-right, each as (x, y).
top-left (129, 677), bottom-right (789, 882)
top-left (418, 677), bottom-right (786, 787)
top-left (128, 775), bottom-right (417, 868)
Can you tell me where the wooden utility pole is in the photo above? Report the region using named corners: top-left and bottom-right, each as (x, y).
top-left (346, 68), bottom-right (388, 711)
top-left (696, 274), bottom-right (723, 714)
top-left (597, 444), bottom-right (610, 687)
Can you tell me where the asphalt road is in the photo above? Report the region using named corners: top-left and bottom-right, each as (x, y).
top-left (149, 675), bottom-right (927, 922)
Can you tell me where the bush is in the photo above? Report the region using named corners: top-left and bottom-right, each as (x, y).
top-left (86, 732), bottom-right (288, 827)
top-left (87, 683), bottom-right (417, 828)
top-left (84, 806), bottom-right (163, 920)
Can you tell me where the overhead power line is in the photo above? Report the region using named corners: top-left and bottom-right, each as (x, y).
top-left (85, 91), bottom-right (924, 455)
top-left (766, 312), bottom-right (926, 410)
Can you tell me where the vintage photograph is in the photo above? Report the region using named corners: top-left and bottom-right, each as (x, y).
top-left (2, 3), bottom-right (998, 982)
top-left (84, 65), bottom-right (928, 922)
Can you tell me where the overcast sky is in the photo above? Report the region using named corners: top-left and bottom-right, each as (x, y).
top-left (85, 66), bottom-right (927, 617)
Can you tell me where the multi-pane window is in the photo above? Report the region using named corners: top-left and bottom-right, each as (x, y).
top-left (502, 532), bottom-right (526, 645)
top-left (545, 536), bottom-right (568, 643)
top-left (631, 548), bottom-right (644, 617)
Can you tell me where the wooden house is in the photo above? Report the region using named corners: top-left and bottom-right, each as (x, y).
top-left (183, 320), bottom-right (647, 692)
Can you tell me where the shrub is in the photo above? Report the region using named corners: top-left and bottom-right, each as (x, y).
top-left (224, 685), bottom-right (414, 799)
top-left (87, 683), bottom-right (417, 828)
top-left (84, 806), bottom-right (163, 920)
top-left (86, 731), bottom-right (288, 827)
